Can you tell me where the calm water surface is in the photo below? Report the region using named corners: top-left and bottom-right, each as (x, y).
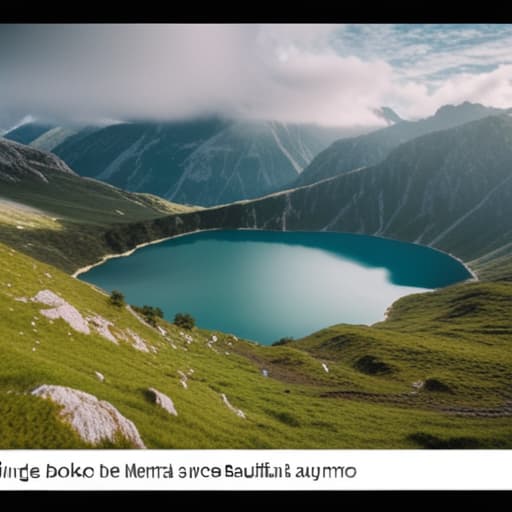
top-left (81, 230), bottom-right (471, 344)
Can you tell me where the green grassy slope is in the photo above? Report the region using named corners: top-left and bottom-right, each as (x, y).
top-left (0, 138), bottom-right (195, 272)
top-left (1, 242), bottom-right (511, 448)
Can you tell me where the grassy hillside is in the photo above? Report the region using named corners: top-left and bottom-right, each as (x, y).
top-left (0, 138), bottom-right (195, 272)
top-left (1, 242), bottom-right (511, 448)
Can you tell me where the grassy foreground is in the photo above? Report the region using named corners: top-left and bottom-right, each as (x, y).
top-left (1, 241), bottom-right (511, 448)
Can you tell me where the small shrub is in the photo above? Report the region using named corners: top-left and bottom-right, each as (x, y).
top-left (424, 378), bottom-right (452, 393)
top-left (109, 290), bottom-right (125, 308)
top-left (272, 336), bottom-right (294, 347)
top-left (133, 305), bottom-right (164, 327)
top-left (265, 409), bottom-right (301, 427)
top-left (409, 432), bottom-right (481, 449)
top-left (174, 312), bottom-right (195, 330)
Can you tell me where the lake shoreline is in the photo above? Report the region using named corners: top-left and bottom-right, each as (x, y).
top-left (73, 227), bottom-right (478, 284)
top-left (75, 229), bottom-right (475, 344)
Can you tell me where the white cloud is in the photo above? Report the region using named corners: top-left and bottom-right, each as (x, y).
top-left (1, 24), bottom-right (512, 127)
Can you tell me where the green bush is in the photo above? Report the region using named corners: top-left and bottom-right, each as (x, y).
top-left (133, 304), bottom-right (164, 327)
top-left (109, 290), bottom-right (125, 308)
top-left (353, 355), bottom-right (393, 375)
top-left (174, 312), bottom-right (195, 330)
top-left (272, 336), bottom-right (294, 347)
top-left (424, 378), bottom-right (452, 393)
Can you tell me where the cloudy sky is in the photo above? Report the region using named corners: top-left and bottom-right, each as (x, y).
top-left (1, 23), bottom-right (512, 129)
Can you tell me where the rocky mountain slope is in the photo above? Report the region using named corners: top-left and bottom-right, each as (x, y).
top-left (295, 102), bottom-right (506, 187)
top-left (52, 118), bottom-right (355, 206)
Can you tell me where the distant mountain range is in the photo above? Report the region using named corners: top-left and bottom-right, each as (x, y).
top-left (2, 122), bottom-right (56, 145)
top-left (295, 102), bottom-right (507, 187)
top-left (3, 116), bottom-right (387, 207)
top-left (51, 119), bottom-right (370, 206)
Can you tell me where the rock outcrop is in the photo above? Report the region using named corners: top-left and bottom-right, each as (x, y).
top-left (32, 384), bottom-right (145, 448)
top-left (148, 388), bottom-right (178, 416)
top-left (221, 393), bottom-right (246, 419)
top-left (32, 290), bottom-right (90, 334)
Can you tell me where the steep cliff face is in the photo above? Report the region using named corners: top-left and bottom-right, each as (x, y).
top-left (52, 118), bottom-right (352, 206)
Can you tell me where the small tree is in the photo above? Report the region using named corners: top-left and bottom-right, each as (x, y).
top-left (109, 290), bottom-right (125, 308)
top-left (272, 336), bottom-right (294, 347)
top-left (174, 312), bottom-right (195, 330)
top-left (134, 305), bottom-right (164, 327)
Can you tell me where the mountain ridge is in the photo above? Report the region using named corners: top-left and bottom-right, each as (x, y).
top-left (51, 118), bottom-right (367, 206)
top-left (295, 102), bottom-right (508, 188)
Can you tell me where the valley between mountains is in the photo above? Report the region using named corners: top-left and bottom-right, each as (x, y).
top-left (1, 102), bottom-right (511, 449)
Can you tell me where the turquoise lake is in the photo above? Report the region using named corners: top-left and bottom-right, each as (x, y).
top-left (81, 230), bottom-right (471, 344)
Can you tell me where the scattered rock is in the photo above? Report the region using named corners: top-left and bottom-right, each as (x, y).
top-left (32, 385), bottom-right (145, 448)
top-left (412, 380), bottom-right (424, 390)
top-left (126, 329), bottom-right (150, 353)
top-left (179, 332), bottom-right (193, 344)
top-left (322, 363), bottom-right (329, 373)
top-left (157, 326), bottom-right (167, 336)
top-left (95, 371), bottom-right (105, 382)
top-left (32, 290), bottom-right (90, 335)
top-left (210, 335), bottom-right (218, 343)
top-left (262, 369), bottom-right (269, 378)
top-left (44, 272), bottom-right (52, 279)
top-left (221, 393), bottom-right (246, 419)
top-left (147, 388), bottom-right (178, 416)
top-left (87, 315), bottom-right (118, 344)
top-left (15, 297), bottom-right (28, 303)
top-left (178, 370), bottom-right (189, 389)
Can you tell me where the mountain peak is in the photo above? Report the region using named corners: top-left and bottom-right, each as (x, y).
top-left (433, 101), bottom-right (501, 120)
top-left (373, 107), bottom-right (403, 125)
